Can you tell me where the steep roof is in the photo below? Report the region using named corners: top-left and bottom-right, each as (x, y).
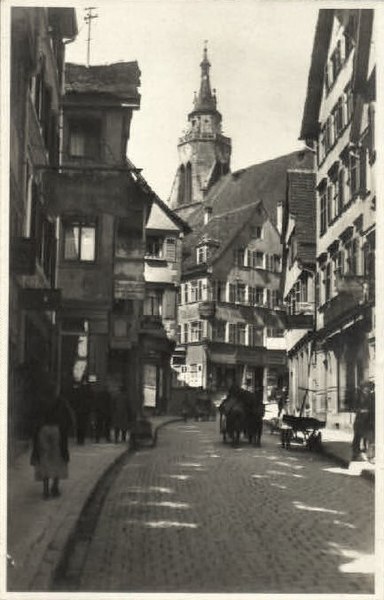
top-left (299, 9), bottom-right (334, 141)
top-left (125, 157), bottom-right (191, 234)
top-left (182, 150), bottom-right (313, 272)
top-left (205, 151), bottom-right (313, 223)
top-left (65, 62), bottom-right (141, 105)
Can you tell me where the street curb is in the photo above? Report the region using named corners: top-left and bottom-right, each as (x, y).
top-left (152, 417), bottom-right (184, 447)
top-left (320, 446), bottom-right (375, 483)
top-left (320, 447), bottom-right (349, 469)
top-left (50, 420), bottom-right (182, 589)
top-left (48, 447), bottom-right (130, 591)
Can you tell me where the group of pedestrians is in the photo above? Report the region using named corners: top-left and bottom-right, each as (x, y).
top-left (69, 380), bottom-right (133, 445)
top-left (30, 378), bottom-right (134, 500)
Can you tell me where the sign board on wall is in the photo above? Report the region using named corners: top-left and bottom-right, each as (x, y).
top-left (114, 280), bottom-right (145, 300)
top-left (143, 363), bottom-right (157, 407)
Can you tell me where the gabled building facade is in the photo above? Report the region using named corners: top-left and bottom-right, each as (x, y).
top-left (176, 200), bottom-right (285, 400)
top-left (300, 9), bottom-right (375, 428)
top-left (9, 8), bottom-right (77, 450)
top-left (279, 166), bottom-right (317, 415)
top-left (173, 151), bottom-right (314, 402)
top-left (142, 193), bottom-right (190, 412)
top-left (45, 61), bottom-right (152, 415)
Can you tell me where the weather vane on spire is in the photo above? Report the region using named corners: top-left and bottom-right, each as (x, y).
top-left (84, 7), bottom-right (99, 67)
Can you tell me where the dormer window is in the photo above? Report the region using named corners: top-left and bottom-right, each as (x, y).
top-left (197, 245), bottom-right (208, 264)
top-left (68, 117), bottom-right (102, 160)
top-left (204, 207), bottom-right (212, 225)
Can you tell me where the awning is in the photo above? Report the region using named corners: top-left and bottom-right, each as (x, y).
top-left (207, 346), bottom-right (266, 367)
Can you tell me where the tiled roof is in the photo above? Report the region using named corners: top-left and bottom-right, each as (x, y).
top-left (65, 62), bottom-right (141, 104)
top-left (182, 150), bottom-right (313, 272)
top-left (205, 151), bottom-right (313, 222)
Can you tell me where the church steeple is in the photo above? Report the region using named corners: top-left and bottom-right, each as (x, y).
top-left (169, 43), bottom-right (231, 211)
top-left (193, 42), bottom-right (217, 112)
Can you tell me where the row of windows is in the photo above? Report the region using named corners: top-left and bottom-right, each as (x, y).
top-left (177, 321), bottom-right (285, 345)
top-left (228, 283), bottom-right (280, 308)
top-left (319, 148), bottom-right (368, 235)
top-left (286, 278), bottom-right (310, 316)
top-left (233, 248), bottom-right (281, 272)
top-left (62, 218), bottom-right (177, 264)
top-left (319, 86), bottom-right (353, 163)
top-left (178, 279), bottom-right (281, 307)
top-left (317, 236), bottom-right (375, 306)
top-left (324, 17), bottom-right (356, 95)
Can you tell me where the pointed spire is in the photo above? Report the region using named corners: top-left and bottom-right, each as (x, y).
top-left (193, 41), bottom-right (217, 111)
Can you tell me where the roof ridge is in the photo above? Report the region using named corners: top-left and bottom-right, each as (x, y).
top-left (209, 200), bottom-right (260, 220)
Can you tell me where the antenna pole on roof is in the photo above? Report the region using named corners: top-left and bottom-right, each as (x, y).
top-left (84, 7), bottom-right (98, 67)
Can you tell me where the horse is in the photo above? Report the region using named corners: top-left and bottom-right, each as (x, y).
top-left (225, 402), bottom-right (246, 446)
top-left (245, 403), bottom-right (265, 447)
top-left (219, 396), bottom-right (246, 446)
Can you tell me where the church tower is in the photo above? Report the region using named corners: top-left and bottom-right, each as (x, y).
top-left (169, 44), bottom-right (232, 210)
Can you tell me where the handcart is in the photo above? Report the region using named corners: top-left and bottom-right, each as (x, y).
top-left (282, 415), bottom-right (326, 451)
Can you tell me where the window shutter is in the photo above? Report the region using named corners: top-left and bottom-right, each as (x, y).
top-left (164, 289), bottom-right (176, 319)
top-left (360, 148), bottom-right (367, 193)
top-left (165, 238), bottom-right (176, 261)
top-left (327, 184), bottom-right (333, 224)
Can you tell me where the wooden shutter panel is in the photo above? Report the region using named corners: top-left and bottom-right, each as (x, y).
top-left (165, 238), bottom-right (176, 261)
top-left (164, 289), bottom-right (176, 319)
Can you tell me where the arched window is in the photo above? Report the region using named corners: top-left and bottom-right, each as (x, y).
top-left (185, 162), bottom-right (192, 204)
top-left (177, 164), bottom-right (185, 205)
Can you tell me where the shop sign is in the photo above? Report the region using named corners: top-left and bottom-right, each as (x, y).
top-left (114, 280), bottom-right (145, 300)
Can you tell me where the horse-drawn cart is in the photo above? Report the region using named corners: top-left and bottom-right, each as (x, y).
top-left (219, 385), bottom-right (265, 447)
top-left (281, 415), bottom-right (326, 451)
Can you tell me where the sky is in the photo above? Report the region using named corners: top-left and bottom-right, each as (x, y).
top-left (66, 1), bottom-right (319, 201)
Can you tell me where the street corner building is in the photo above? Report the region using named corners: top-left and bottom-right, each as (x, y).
top-left (296, 9), bottom-right (375, 428)
top-left (8, 6), bottom-right (189, 458)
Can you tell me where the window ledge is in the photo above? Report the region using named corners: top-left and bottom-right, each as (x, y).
top-left (145, 255), bottom-right (167, 263)
top-left (62, 259), bottom-right (97, 267)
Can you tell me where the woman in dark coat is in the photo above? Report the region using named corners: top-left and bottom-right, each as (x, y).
top-left (31, 394), bottom-right (73, 499)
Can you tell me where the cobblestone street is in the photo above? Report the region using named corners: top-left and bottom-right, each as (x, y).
top-left (58, 420), bottom-right (374, 594)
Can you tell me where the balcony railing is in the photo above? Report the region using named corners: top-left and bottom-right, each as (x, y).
top-left (323, 274), bottom-right (372, 327)
top-left (285, 313), bottom-right (314, 329)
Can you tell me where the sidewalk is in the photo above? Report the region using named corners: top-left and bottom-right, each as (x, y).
top-left (265, 417), bottom-right (375, 482)
top-left (7, 415), bottom-right (180, 592)
top-left (319, 427), bottom-right (375, 481)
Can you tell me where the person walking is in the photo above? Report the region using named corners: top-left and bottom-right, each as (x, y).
top-left (30, 393), bottom-right (73, 499)
top-left (94, 387), bottom-right (112, 443)
top-left (351, 381), bottom-right (375, 460)
top-left (71, 379), bottom-right (92, 445)
top-left (112, 386), bottom-right (131, 443)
